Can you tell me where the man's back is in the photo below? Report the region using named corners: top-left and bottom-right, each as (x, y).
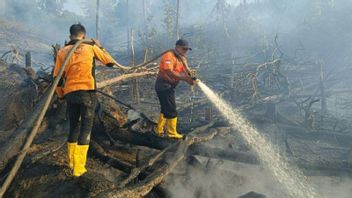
top-left (54, 40), bottom-right (114, 96)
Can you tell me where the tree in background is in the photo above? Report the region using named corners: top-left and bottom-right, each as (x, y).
top-left (162, 0), bottom-right (177, 48)
top-left (79, 0), bottom-right (120, 49)
top-left (38, 0), bottom-right (67, 15)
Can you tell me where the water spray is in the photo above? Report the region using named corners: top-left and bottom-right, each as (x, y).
top-left (195, 79), bottom-right (319, 198)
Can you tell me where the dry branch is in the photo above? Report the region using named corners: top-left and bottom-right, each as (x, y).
top-left (23, 140), bottom-right (66, 168)
top-left (107, 124), bottom-right (257, 165)
top-left (0, 40), bottom-right (88, 197)
top-left (97, 70), bottom-right (157, 89)
top-left (296, 159), bottom-right (352, 175)
top-left (189, 145), bottom-right (259, 164)
top-left (96, 123), bottom-right (215, 198)
top-left (90, 141), bottom-right (134, 173)
top-left (98, 142), bottom-right (188, 198)
top-left (108, 129), bottom-right (174, 150)
top-left (117, 142), bottom-right (179, 189)
top-left (117, 122), bottom-right (216, 189)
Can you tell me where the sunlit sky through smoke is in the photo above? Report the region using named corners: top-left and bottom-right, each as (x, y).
top-left (63, 0), bottom-right (248, 16)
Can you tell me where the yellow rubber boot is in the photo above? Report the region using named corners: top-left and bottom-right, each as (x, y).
top-left (166, 117), bottom-right (184, 139)
top-left (67, 142), bottom-right (77, 169)
top-left (73, 145), bottom-right (89, 177)
top-left (155, 113), bottom-right (166, 136)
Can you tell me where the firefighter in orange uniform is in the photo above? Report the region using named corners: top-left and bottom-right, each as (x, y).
top-left (155, 39), bottom-right (196, 139)
top-left (53, 24), bottom-right (117, 177)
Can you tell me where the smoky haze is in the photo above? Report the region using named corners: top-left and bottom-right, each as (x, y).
top-left (1, 0), bottom-right (350, 66)
top-left (1, 0), bottom-right (352, 197)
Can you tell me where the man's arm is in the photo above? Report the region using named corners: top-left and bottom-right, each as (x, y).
top-left (164, 69), bottom-right (194, 85)
top-left (92, 45), bottom-right (115, 67)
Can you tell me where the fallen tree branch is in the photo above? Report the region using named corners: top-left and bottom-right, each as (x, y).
top-left (0, 139), bottom-right (66, 184)
top-left (23, 140), bottom-right (66, 168)
top-left (177, 98), bottom-right (208, 111)
top-left (296, 159), bottom-right (352, 176)
top-left (89, 141), bottom-right (134, 173)
top-left (97, 49), bottom-right (193, 88)
top-left (117, 142), bottom-right (179, 189)
top-left (280, 124), bottom-right (352, 146)
top-left (116, 124), bottom-right (217, 189)
top-left (108, 129), bottom-right (175, 150)
top-left (0, 95), bottom-right (46, 172)
top-left (97, 90), bottom-right (135, 110)
top-left (189, 145), bottom-right (259, 165)
top-left (0, 39), bottom-right (89, 197)
top-left (96, 90), bottom-right (156, 125)
top-left (110, 49), bottom-right (169, 72)
top-left (96, 122), bottom-right (214, 198)
top-left (93, 138), bottom-right (139, 165)
top-left (96, 70), bottom-right (157, 89)
top-left (98, 142), bottom-right (188, 198)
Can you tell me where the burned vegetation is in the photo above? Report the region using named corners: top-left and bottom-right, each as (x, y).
top-left (1, 0), bottom-right (352, 198)
top-left (1, 37), bottom-right (352, 198)
top-left (0, 41), bottom-right (235, 198)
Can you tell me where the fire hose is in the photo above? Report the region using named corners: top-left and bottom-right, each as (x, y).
top-left (0, 41), bottom-right (196, 197)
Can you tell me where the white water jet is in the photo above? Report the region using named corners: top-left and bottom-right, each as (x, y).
top-left (196, 80), bottom-right (318, 198)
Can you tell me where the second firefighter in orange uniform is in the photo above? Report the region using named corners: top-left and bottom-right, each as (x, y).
top-left (155, 39), bottom-right (196, 139)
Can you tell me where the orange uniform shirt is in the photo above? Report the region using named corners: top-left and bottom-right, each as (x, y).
top-left (158, 51), bottom-right (187, 84)
top-left (53, 41), bottom-right (114, 97)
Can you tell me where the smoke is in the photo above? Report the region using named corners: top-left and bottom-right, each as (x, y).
top-left (1, 0), bottom-right (351, 66)
top-left (165, 158), bottom-right (284, 198)
top-left (165, 158), bottom-right (352, 198)
top-left (2, 0), bottom-right (352, 197)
